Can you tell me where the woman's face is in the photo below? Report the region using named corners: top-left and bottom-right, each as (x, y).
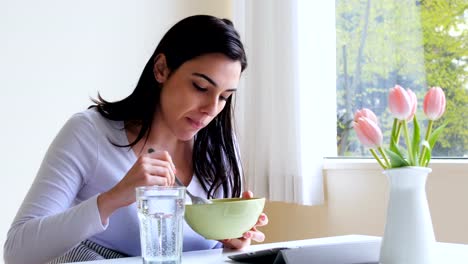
top-left (156, 53), bottom-right (242, 141)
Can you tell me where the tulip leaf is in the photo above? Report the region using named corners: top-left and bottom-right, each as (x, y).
top-left (392, 143), bottom-right (406, 160)
top-left (389, 121), bottom-right (402, 155)
top-left (421, 140), bottom-right (431, 149)
top-left (428, 123), bottom-right (447, 148)
top-left (411, 115), bottom-right (421, 166)
top-left (424, 123), bottom-right (447, 166)
top-left (389, 136), bottom-right (399, 154)
top-left (421, 140), bottom-right (432, 166)
top-left (385, 148), bottom-right (409, 168)
top-left (389, 118), bottom-right (399, 151)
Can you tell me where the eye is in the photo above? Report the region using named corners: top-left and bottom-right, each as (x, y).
top-left (193, 81), bottom-right (231, 101)
top-left (220, 92), bottom-right (234, 101)
top-left (193, 82), bottom-right (207, 92)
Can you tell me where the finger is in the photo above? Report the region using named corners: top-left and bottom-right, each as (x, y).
top-left (148, 150), bottom-right (176, 172)
top-left (242, 190), bottom-right (254, 199)
top-left (140, 163), bottom-right (172, 186)
top-left (144, 158), bottom-right (176, 186)
top-left (255, 213), bottom-right (269, 227)
top-left (146, 175), bottom-right (169, 186)
top-left (163, 151), bottom-right (177, 174)
top-left (244, 230), bottom-right (265, 243)
top-left (164, 154), bottom-right (176, 186)
top-left (148, 166), bottom-right (173, 183)
top-left (146, 159), bottom-right (173, 169)
top-left (222, 237), bottom-right (250, 249)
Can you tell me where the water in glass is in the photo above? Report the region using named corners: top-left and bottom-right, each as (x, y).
top-left (137, 187), bottom-right (185, 264)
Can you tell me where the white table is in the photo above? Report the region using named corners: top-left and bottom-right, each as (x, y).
top-left (69, 235), bottom-right (468, 264)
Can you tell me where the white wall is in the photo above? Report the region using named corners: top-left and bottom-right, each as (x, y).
top-left (261, 160), bottom-right (468, 245)
top-left (0, 0), bottom-right (232, 260)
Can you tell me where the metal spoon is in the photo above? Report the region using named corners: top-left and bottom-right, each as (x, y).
top-left (148, 148), bottom-right (212, 204)
top-left (173, 175), bottom-right (212, 205)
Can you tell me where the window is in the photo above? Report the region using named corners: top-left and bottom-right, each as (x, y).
top-left (335, 0), bottom-right (467, 158)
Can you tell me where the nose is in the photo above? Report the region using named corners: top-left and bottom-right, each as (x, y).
top-left (200, 96), bottom-right (219, 117)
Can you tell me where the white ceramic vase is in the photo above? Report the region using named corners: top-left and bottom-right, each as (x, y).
top-left (379, 166), bottom-right (436, 264)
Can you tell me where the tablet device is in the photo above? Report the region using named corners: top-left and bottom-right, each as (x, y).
top-left (228, 247), bottom-right (290, 263)
top-left (227, 239), bottom-right (380, 264)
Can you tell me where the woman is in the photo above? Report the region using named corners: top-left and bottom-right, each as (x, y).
top-left (4, 15), bottom-right (268, 264)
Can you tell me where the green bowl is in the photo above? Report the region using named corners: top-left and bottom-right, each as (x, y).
top-left (184, 197), bottom-right (266, 240)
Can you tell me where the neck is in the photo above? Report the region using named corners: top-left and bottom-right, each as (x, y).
top-left (125, 118), bottom-right (193, 160)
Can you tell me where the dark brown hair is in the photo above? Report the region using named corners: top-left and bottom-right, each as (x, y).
top-left (90, 15), bottom-right (247, 198)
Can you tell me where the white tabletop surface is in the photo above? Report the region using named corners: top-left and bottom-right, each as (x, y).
top-left (68, 235), bottom-right (468, 264)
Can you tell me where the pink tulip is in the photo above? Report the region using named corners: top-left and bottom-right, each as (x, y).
top-left (388, 85), bottom-right (413, 120)
top-left (354, 117), bottom-right (383, 148)
top-left (354, 108), bottom-right (378, 124)
top-left (423, 87), bottom-right (446, 120)
top-left (406, 89), bottom-right (417, 121)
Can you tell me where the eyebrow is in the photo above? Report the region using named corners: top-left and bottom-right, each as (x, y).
top-left (192, 73), bottom-right (237, 92)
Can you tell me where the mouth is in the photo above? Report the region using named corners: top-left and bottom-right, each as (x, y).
top-left (186, 117), bottom-right (205, 130)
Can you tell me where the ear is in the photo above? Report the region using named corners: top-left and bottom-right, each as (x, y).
top-left (153, 54), bottom-right (170, 83)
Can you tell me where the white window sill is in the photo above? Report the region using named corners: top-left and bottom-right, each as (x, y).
top-left (323, 158), bottom-right (468, 174)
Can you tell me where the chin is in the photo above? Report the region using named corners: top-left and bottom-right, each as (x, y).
top-left (177, 132), bottom-right (196, 142)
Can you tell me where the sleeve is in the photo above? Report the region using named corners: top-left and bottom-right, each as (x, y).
top-left (212, 241), bottom-right (224, 249)
top-left (3, 113), bottom-right (108, 264)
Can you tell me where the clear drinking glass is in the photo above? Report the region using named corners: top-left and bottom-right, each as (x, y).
top-left (136, 186), bottom-right (186, 264)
